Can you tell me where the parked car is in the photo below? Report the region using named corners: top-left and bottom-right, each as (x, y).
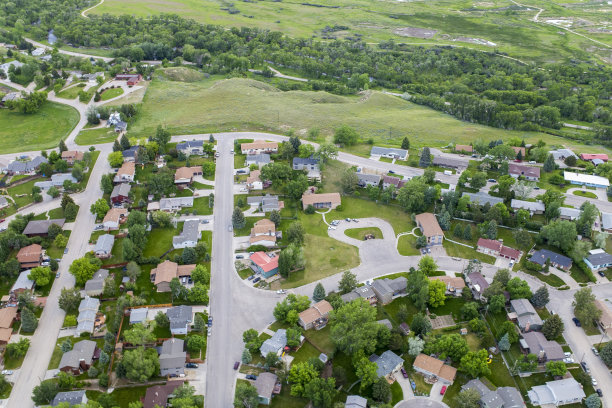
top-left (228, 225), bottom-right (233, 232)
top-left (529, 161), bottom-right (536, 164)
top-left (427, 248), bottom-right (431, 254)
top-left (400, 367), bottom-right (408, 378)
top-left (598, 271), bottom-right (605, 277)
top-left (563, 358), bottom-right (574, 364)
top-left (236, 255), bottom-right (244, 259)
top-left (572, 317), bottom-right (581, 327)
top-left (0, 219), bottom-right (5, 223)
top-left (440, 386), bottom-right (447, 395)
top-left (1, 370), bottom-right (13, 375)
top-left (597, 389), bottom-right (603, 397)
top-left (237, 170), bottom-right (246, 174)
top-left (592, 347), bottom-right (599, 356)
top-left (389, 170), bottom-right (395, 174)
top-left (247, 275), bottom-right (255, 280)
top-left (215, 152), bottom-right (220, 157)
top-left (352, 219), bottom-right (359, 223)
top-left (64, 248), bottom-right (68, 254)
top-left (488, 179), bottom-right (496, 183)
top-left (201, 220), bottom-right (209, 224)
top-left (234, 362), bottom-right (240, 370)
top-left (564, 352), bottom-right (572, 357)
top-left (534, 186), bottom-right (540, 190)
top-left (246, 374), bottom-right (257, 380)
top-left (345, 218), bottom-right (351, 222)
top-left (186, 363), bottom-right (199, 368)
top-left (252, 277), bottom-right (261, 284)
top-left (581, 362), bottom-right (590, 373)
top-left (276, 289), bottom-right (287, 294)
top-left (56, 272), bottom-right (60, 278)
top-left (592, 378), bottom-right (598, 386)
top-left (327, 226), bottom-right (336, 230)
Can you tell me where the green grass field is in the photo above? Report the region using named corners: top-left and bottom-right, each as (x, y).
top-left (100, 87), bottom-right (124, 101)
top-left (0, 102), bottom-right (79, 154)
top-left (56, 83), bottom-right (86, 100)
top-left (344, 227), bottom-right (382, 240)
top-left (75, 127), bottom-right (118, 145)
top-left (572, 190), bottom-right (598, 199)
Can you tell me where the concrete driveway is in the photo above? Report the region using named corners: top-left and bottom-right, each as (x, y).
top-left (428, 382), bottom-right (444, 401)
top-left (395, 376), bottom-right (414, 400)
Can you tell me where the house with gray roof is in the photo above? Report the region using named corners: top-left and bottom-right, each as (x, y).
top-left (22, 219), bottom-right (65, 236)
top-left (94, 234), bottom-right (115, 259)
top-left (84, 269), bottom-right (109, 296)
top-left (527, 378), bottom-right (585, 406)
top-left (520, 331), bottom-right (564, 362)
top-left (370, 277), bottom-right (407, 304)
top-left (432, 156), bottom-right (467, 170)
top-left (356, 173), bottom-right (381, 188)
top-left (462, 379), bottom-right (524, 408)
top-left (0, 60), bottom-right (24, 76)
top-left (159, 338), bottom-right (186, 376)
top-left (0, 196), bottom-right (8, 210)
top-left (111, 183), bottom-right (131, 205)
top-left (76, 296), bottom-right (100, 336)
top-left (377, 319), bottom-right (393, 330)
top-left (247, 194), bottom-right (283, 212)
top-left (370, 146), bottom-right (408, 161)
top-left (177, 140), bottom-right (204, 156)
top-left (511, 199), bottom-right (545, 215)
top-left (129, 307), bottom-right (148, 324)
top-left (345, 395), bottom-right (367, 408)
top-left (34, 173), bottom-right (78, 190)
top-left (510, 299), bottom-right (543, 332)
top-left (11, 270), bottom-right (35, 294)
top-left (529, 249), bottom-right (572, 270)
top-left (154, 196), bottom-right (194, 212)
top-left (59, 340), bottom-right (97, 374)
top-left (52, 390), bottom-right (88, 407)
top-left (341, 285), bottom-right (377, 305)
top-left (559, 207), bottom-right (581, 221)
top-left (549, 149), bottom-right (576, 160)
top-left (246, 153), bottom-right (271, 167)
top-left (5, 156), bottom-right (47, 174)
top-left (122, 146), bottom-right (139, 162)
top-left (293, 157), bottom-right (319, 171)
top-left (584, 249), bottom-right (612, 271)
top-left (466, 272), bottom-right (490, 301)
top-left (254, 372), bottom-right (278, 405)
top-left (602, 212), bottom-right (612, 232)
top-left (370, 350), bottom-right (404, 379)
top-left (173, 219), bottom-right (200, 249)
top-left (260, 329), bottom-right (287, 357)
top-left (462, 192), bottom-right (504, 207)
top-left (166, 305), bottom-right (192, 335)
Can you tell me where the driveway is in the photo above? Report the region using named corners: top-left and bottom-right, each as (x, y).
top-left (395, 375), bottom-right (415, 400)
top-left (429, 382), bottom-right (444, 401)
top-left (395, 397), bottom-right (450, 408)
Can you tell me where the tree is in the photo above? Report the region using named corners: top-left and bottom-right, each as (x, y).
top-left (126, 261), bottom-right (141, 281)
top-left (287, 222), bottom-right (305, 246)
top-left (513, 228), bottom-right (533, 251)
top-left (498, 333), bottom-right (510, 351)
top-left (340, 168), bottom-right (358, 194)
top-left (585, 394), bottom-right (602, 408)
top-left (6, 338), bottom-right (30, 359)
top-left (234, 381), bottom-right (259, 408)
top-left (507, 277), bottom-right (532, 299)
top-left (64, 202), bottom-right (78, 221)
top-left (69, 257), bottom-right (100, 286)
top-left (187, 335), bottom-right (207, 355)
top-left (407, 270), bottom-right (429, 311)
top-left (423, 168), bottom-right (436, 184)
top-left (21, 307), bottom-right (38, 332)
top-left (543, 154), bottom-right (556, 172)
top-left (313, 283), bottom-right (326, 302)
top-left (286, 327), bottom-right (302, 348)
top-left (28, 266), bottom-right (51, 286)
top-left (461, 302), bottom-right (479, 321)
top-left (330, 299), bottom-right (380, 357)
top-left (61, 338), bottom-right (72, 353)
top-left (298, 143), bottom-right (315, 158)
top-left (270, 210), bottom-right (281, 227)
top-left (32, 381), bottom-right (59, 405)
top-left (191, 265), bottom-right (210, 285)
top-left (577, 202), bottom-right (599, 238)
top-left (333, 125), bottom-right (358, 146)
top-left (154, 311), bottom-right (170, 328)
top-left (316, 143), bottom-right (338, 163)
top-left (338, 270), bottom-right (357, 294)
top-left (100, 174), bottom-right (114, 195)
top-left (540, 220), bottom-right (577, 252)
top-left (124, 323), bottom-right (155, 345)
top-left (573, 287), bottom-right (601, 329)
top-left (289, 362), bottom-right (319, 397)
top-left (188, 282), bottom-right (209, 304)
top-left (408, 336), bottom-right (425, 356)
top-left (193, 313), bottom-right (206, 333)
top-left (460, 349), bottom-right (491, 378)
top-left (419, 147), bottom-right (431, 167)
top-left (232, 207), bottom-right (245, 230)
top-left (531, 286), bottom-right (549, 308)
top-left (90, 198), bottom-right (110, 220)
top-left (410, 313), bottom-right (432, 336)
top-left (120, 134), bottom-right (131, 150)
top-left (47, 186), bottom-right (60, 198)
top-left (400, 137), bottom-right (410, 150)
top-left (469, 318), bottom-right (486, 334)
top-left (564, 155), bottom-right (577, 167)
top-left (121, 347), bottom-right (159, 382)
top-left (152, 210), bottom-right (173, 228)
top-left (499, 321), bottom-right (519, 344)
top-left (372, 376), bottom-right (391, 403)
top-left (456, 388), bottom-right (481, 408)
top-left (488, 294), bottom-right (506, 314)
top-left (241, 348), bottom-right (252, 364)
top-left (418, 255), bottom-right (437, 276)
top-left (463, 224), bottom-right (472, 240)
top-left (243, 328), bottom-right (263, 353)
top-left (59, 287), bottom-right (81, 313)
top-left (545, 361), bottom-right (567, 377)
top-left (108, 151), bottom-right (124, 167)
top-left (600, 341), bottom-right (612, 366)
top-left (428, 279), bottom-right (446, 308)
top-left (303, 377), bottom-right (336, 408)
top-left (355, 356), bottom-right (378, 391)
top-left (470, 171), bottom-right (487, 190)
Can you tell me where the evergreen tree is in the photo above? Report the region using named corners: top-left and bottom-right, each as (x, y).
top-left (498, 333), bottom-right (510, 351)
top-left (113, 140), bottom-right (121, 152)
top-left (61, 338), bottom-right (72, 352)
top-left (531, 286), bottom-right (549, 308)
top-left (543, 154), bottom-right (556, 172)
top-left (120, 134), bottom-right (131, 150)
top-left (401, 137), bottom-right (410, 150)
top-left (58, 139), bottom-right (67, 153)
top-left (232, 207), bottom-right (246, 229)
top-left (453, 223), bottom-right (462, 238)
top-left (516, 150), bottom-right (523, 161)
top-left (21, 307), bottom-right (38, 332)
top-left (463, 224), bottom-right (472, 240)
top-left (241, 348), bottom-right (252, 364)
top-left (313, 283), bottom-right (326, 302)
top-left (419, 147), bottom-right (431, 167)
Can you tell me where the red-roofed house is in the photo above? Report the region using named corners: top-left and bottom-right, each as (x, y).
top-left (580, 153), bottom-right (608, 162)
top-left (250, 252), bottom-right (279, 278)
top-left (477, 238), bottom-right (520, 261)
top-left (115, 73), bottom-right (142, 86)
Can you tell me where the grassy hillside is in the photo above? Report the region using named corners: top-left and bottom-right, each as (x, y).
top-left (128, 74), bottom-right (610, 151)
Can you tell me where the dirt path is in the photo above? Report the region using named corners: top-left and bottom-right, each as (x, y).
top-left (81, 0), bottom-right (104, 18)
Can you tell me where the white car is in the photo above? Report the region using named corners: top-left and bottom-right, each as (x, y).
top-left (563, 358), bottom-right (574, 364)
top-left (1, 370), bottom-right (13, 375)
top-left (327, 226), bottom-right (336, 230)
top-left (592, 378), bottom-right (598, 386)
top-left (276, 289), bottom-right (287, 294)
top-left (564, 352), bottom-right (572, 358)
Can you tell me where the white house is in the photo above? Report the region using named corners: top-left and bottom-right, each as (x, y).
top-left (172, 219), bottom-right (200, 249)
top-left (370, 146), bottom-right (408, 161)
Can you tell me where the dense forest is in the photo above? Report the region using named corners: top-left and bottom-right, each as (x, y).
top-left (2, 0), bottom-right (612, 141)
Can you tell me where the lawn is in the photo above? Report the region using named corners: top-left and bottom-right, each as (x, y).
top-left (56, 83), bottom-right (86, 99)
top-left (7, 178), bottom-right (48, 208)
top-left (397, 234), bottom-right (420, 256)
top-left (390, 381), bottom-right (403, 405)
top-left (75, 127), bottom-right (118, 146)
top-left (291, 341), bottom-right (320, 365)
top-left (142, 227), bottom-right (180, 258)
top-left (48, 337), bottom-right (66, 369)
top-left (302, 325), bottom-right (335, 354)
top-left (443, 240), bottom-right (496, 264)
top-left (47, 231), bottom-right (71, 259)
top-left (572, 190), bottom-right (598, 199)
top-left (0, 102), bottom-right (79, 154)
top-left (234, 216), bottom-right (264, 237)
top-left (48, 205), bottom-right (80, 222)
top-left (100, 87), bottom-right (124, 101)
top-left (192, 197), bottom-right (213, 215)
top-left (344, 227), bottom-right (382, 240)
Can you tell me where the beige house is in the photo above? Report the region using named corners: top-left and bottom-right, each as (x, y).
top-left (247, 170), bottom-right (263, 191)
top-left (249, 219), bottom-right (276, 247)
top-left (413, 353), bottom-right (457, 385)
top-left (595, 299), bottom-right (612, 336)
top-left (241, 140), bottom-right (278, 155)
top-left (298, 300), bottom-right (333, 330)
top-left (102, 208), bottom-right (128, 230)
top-left (61, 150), bottom-right (84, 164)
top-left (301, 192), bottom-right (341, 211)
top-left (414, 213), bottom-right (444, 245)
top-left (428, 276), bottom-right (465, 296)
top-left (150, 260), bottom-right (196, 292)
top-left (174, 166), bottom-right (202, 187)
top-left (114, 162), bottom-right (135, 183)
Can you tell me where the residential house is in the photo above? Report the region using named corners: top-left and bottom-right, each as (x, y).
top-left (584, 249), bottom-right (612, 271)
top-left (76, 296), bottom-right (100, 336)
top-left (356, 173), bottom-right (381, 188)
top-left (34, 173), bottom-right (77, 190)
top-left (529, 249), bottom-right (572, 271)
top-left (17, 244), bottom-right (43, 269)
top-left (246, 170), bottom-right (263, 191)
top-left (370, 350), bottom-right (404, 380)
top-left (159, 338), bottom-right (186, 377)
top-left (0, 307), bottom-right (17, 345)
top-left (292, 157), bottom-right (321, 181)
top-left (466, 272), bottom-right (489, 301)
top-left (254, 373), bottom-right (279, 406)
top-left (176, 140), bottom-right (205, 156)
top-left (4, 156), bottom-right (47, 175)
top-left (382, 175), bottom-right (407, 190)
top-left (94, 234), bottom-right (115, 259)
top-left (142, 381), bottom-right (185, 408)
top-left (564, 171), bottom-right (610, 188)
top-left (549, 149), bottom-right (576, 161)
top-left (61, 150), bottom-right (84, 165)
top-left (476, 238), bottom-right (521, 262)
top-left (462, 192), bottom-right (504, 207)
top-left (115, 73), bottom-right (142, 85)
top-left (0, 196), bottom-right (8, 210)
top-left (102, 208), bottom-right (128, 230)
top-left (250, 252), bottom-right (279, 278)
top-left (510, 299), bottom-right (543, 332)
top-left (166, 305), bottom-right (193, 335)
top-left (371, 277), bottom-right (407, 304)
top-left (122, 146), bottom-right (139, 161)
top-left (241, 140), bottom-right (278, 154)
top-left (510, 199), bottom-right (545, 215)
top-left (370, 146), bottom-right (408, 160)
top-left (413, 353), bottom-right (457, 385)
top-left (150, 261), bottom-right (196, 292)
top-left (52, 390), bottom-right (88, 407)
top-left (0, 60), bottom-right (24, 76)
top-left (432, 156), bottom-right (467, 171)
top-left (150, 197), bottom-right (194, 213)
top-left (345, 395), bottom-right (368, 408)
top-left (462, 379), bottom-right (524, 408)
top-left (399, 323), bottom-right (411, 336)
top-left (298, 300), bottom-right (333, 330)
top-left (174, 166), bottom-right (202, 188)
top-left (247, 195), bottom-right (284, 212)
top-left (114, 162), bottom-right (135, 183)
top-left (520, 331), bottom-right (564, 362)
top-left (59, 340), bottom-right (97, 374)
top-left (340, 285), bottom-right (377, 305)
top-left (429, 276), bottom-right (465, 296)
top-left (1, 92), bottom-right (20, 106)
top-left (414, 213), bottom-right (444, 245)
top-left (10, 270), bottom-right (35, 294)
top-left (249, 219), bottom-right (277, 247)
top-left (23, 219), bottom-right (65, 237)
top-left (84, 269), bottom-right (109, 296)
top-left (82, 72), bottom-right (104, 82)
top-left (509, 163), bottom-right (540, 181)
top-left (301, 192), bottom-right (341, 211)
top-left (455, 144), bottom-right (473, 153)
top-left (260, 329), bottom-right (287, 357)
top-left (129, 307), bottom-right (148, 324)
top-left (602, 212), bottom-right (612, 233)
top-left (173, 219), bottom-right (200, 249)
top-left (245, 153), bottom-right (271, 167)
top-left (512, 146), bottom-right (526, 158)
top-left (580, 153), bottom-right (608, 162)
top-left (527, 378), bottom-right (585, 406)
top-left (595, 299), bottom-right (612, 336)
top-left (559, 207), bottom-right (581, 221)
top-left (111, 183), bottom-right (131, 205)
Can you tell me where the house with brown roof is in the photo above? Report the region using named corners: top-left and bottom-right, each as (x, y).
top-left (247, 170), bottom-right (263, 191)
top-left (595, 299), bottom-right (612, 336)
top-left (455, 145), bottom-right (473, 153)
top-left (299, 300), bottom-right (333, 330)
top-left (508, 163), bottom-right (540, 181)
top-left (0, 307), bottom-right (17, 344)
top-left (142, 381), bottom-right (185, 408)
top-left (102, 208), bottom-right (128, 230)
top-left (429, 276), bottom-right (465, 296)
top-left (414, 213), bottom-right (444, 245)
top-left (114, 162), bottom-right (135, 183)
top-left (249, 219), bottom-right (277, 247)
top-left (477, 238), bottom-right (521, 261)
top-left (413, 353), bottom-right (457, 385)
top-left (466, 272), bottom-right (490, 301)
top-left (241, 140), bottom-right (278, 155)
top-left (382, 175), bottom-right (407, 190)
top-left (17, 244), bottom-right (43, 269)
top-left (174, 166), bottom-right (202, 188)
top-left (61, 150), bottom-right (84, 165)
top-left (512, 146), bottom-right (526, 158)
top-left (254, 372), bottom-right (279, 405)
top-left (301, 192), bottom-right (341, 211)
top-left (150, 260), bottom-right (196, 292)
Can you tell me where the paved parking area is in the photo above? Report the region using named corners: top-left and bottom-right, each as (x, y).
top-left (494, 257), bottom-right (511, 268)
top-left (395, 397), bottom-right (450, 408)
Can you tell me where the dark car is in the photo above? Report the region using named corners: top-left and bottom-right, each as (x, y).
top-left (401, 367), bottom-right (408, 378)
top-left (598, 271), bottom-right (606, 277)
top-left (487, 179), bottom-right (496, 183)
top-left (572, 317), bottom-right (581, 327)
top-left (186, 363), bottom-right (199, 368)
top-left (237, 170), bottom-right (246, 174)
top-left (246, 374), bottom-right (257, 380)
top-left (252, 277), bottom-right (261, 284)
top-left (234, 361), bottom-right (240, 370)
top-left (389, 170), bottom-right (396, 174)
top-left (0, 219), bottom-right (5, 223)
top-left (248, 275), bottom-right (255, 280)
top-left (236, 255), bottom-right (244, 259)
top-left (597, 389), bottom-right (603, 397)
top-left (581, 362), bottom-right (590, 373)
